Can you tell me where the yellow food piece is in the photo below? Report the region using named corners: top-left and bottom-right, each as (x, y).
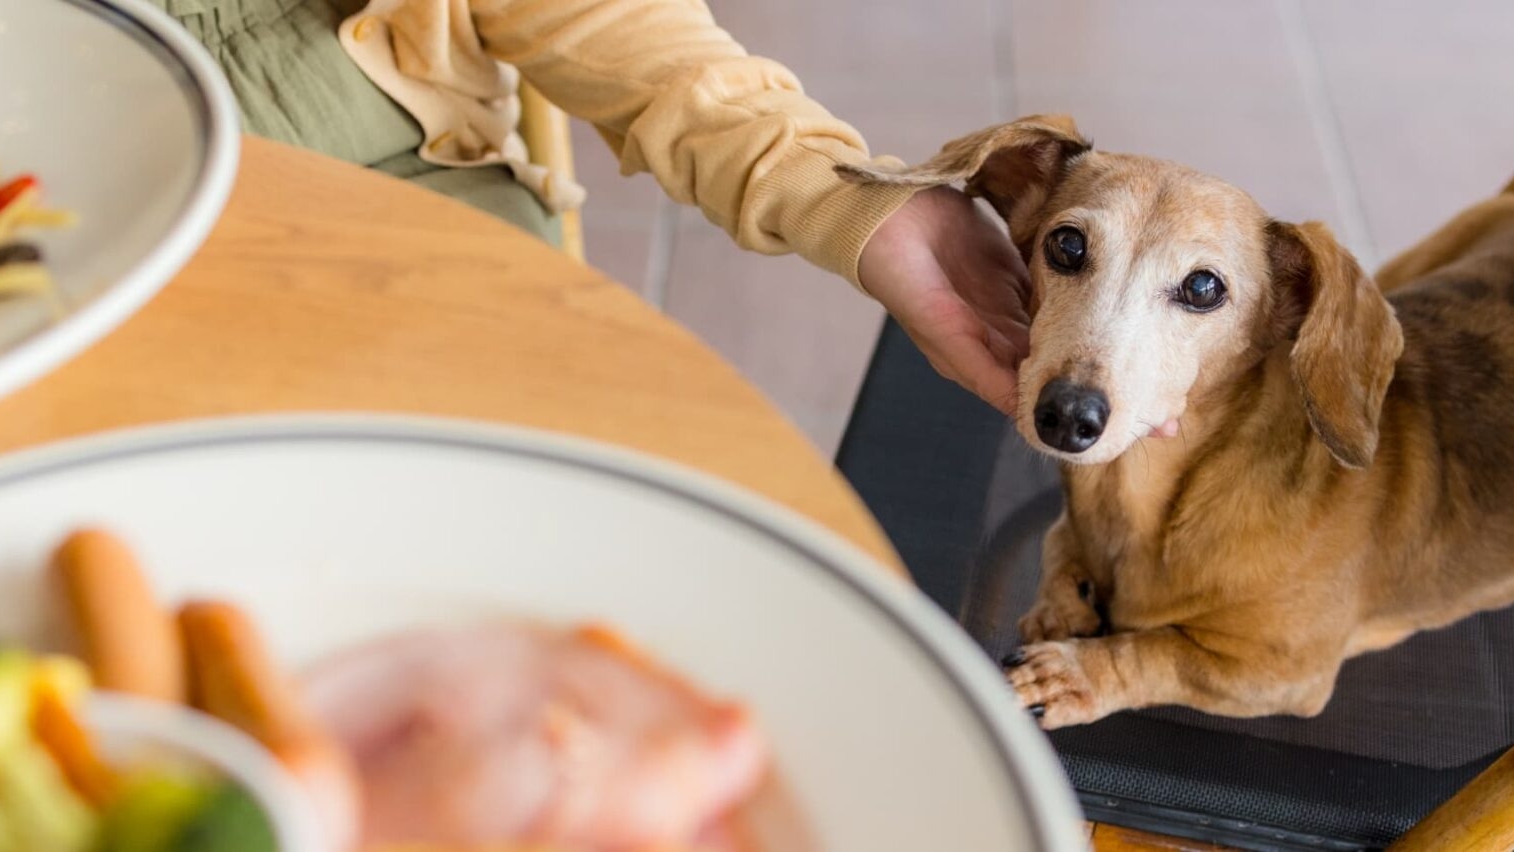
top-left (0, 163), bottom-right (77, 316)
top-left (31, 655), bottom-right (91, 704)
top-left (0, 737), bottom-right (100, 852)
top-left (0, 651), bottom-right (32, 748)
top-left (0, 651), bottom-right (114, 808)
top-left (0, 263), bottom-right (56, 297)
top-left (15, 207), bottom-right (77, 228)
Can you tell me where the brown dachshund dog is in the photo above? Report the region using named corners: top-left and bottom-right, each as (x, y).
top-left (840, 115), bottom-right (1514, 729)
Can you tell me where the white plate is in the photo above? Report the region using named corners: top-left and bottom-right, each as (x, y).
top-left (0, 415), bottom-right (1086, 851)
top-left (0, 0), bottom-right (238, 397)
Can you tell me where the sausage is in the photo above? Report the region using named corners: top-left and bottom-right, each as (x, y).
top-left (50, 529), bottom-right (185, 702)
top-left (178, 601), bottom-right (361, 852)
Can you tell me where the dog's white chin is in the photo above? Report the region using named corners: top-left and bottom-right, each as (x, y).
top-left (1051, 445), bottom-right (1127, 466)
top-left (1022, 437), bottom-right (1128, 466)
top-left (1023, 425), bottom-right (1182, 465)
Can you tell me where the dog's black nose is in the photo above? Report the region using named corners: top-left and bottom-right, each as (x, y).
top-left (1034, 379), bottom-right (1109, 454)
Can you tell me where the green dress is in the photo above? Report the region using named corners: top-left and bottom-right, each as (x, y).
top-left (153, 0), bottom-right (562, 246)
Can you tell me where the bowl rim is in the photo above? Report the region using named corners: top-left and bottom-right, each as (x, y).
top-left (2, 412), bottom-right (1090, 851)
top-left (84, 693), bottom-right (325, 850)
top-left (0, 0), bottom-right (240, 400)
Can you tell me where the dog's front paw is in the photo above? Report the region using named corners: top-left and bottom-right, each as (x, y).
top-left (1017, 589), bottom-right (1102, 644)
top-left (1005, 641), bottom-right (1103, 729)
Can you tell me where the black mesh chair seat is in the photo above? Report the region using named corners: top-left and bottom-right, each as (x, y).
top-left (836, 319), bottom-right (1512, 851)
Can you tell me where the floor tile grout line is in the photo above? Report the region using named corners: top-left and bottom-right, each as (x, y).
top-left (1276, 0), bottom-right (1378, 270)
top-left (990, 0), bottom-right (1017, 121)
top-left (643, 196), bottom-right (679, 309)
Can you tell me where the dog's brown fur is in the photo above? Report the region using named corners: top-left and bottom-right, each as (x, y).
top-left (840, 117), bottom-right (1514, 728)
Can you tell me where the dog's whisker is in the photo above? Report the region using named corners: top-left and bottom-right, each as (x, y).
top-left (1130, 430), bottom-right (1151, 476)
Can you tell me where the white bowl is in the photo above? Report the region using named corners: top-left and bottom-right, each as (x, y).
top-left (0, 0), bottom-right (239, 398)
top-left (85, 694), bottom-right (324, 850)
top-left (0, 415), bottom-right (1087, 851)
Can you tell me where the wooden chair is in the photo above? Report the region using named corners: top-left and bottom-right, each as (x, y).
top-left (1390, 748), bottom-right (1514, 851)
top-left (517, 81), bottom-right (584, 262)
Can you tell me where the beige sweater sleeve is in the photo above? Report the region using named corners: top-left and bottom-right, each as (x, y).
top-left (466, 0), bottom-right (918, 286)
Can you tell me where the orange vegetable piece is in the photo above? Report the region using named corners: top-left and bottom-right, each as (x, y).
top-left (0, 174), bottom-right (38, 211)
top-left (30, 677), bottom-right (117, 807)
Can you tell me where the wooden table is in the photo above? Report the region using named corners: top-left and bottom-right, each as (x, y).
top-left (0, 136), bottom-right (900, 573)
top-left (0, 136), bottom-right (1229, 852)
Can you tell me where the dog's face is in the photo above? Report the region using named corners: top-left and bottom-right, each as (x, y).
top-left (840, 115), bottom-right (1403, 468)
top-left (1012, 155), bottom-right (1272, 463)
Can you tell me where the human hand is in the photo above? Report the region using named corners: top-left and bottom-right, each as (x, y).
top-left (858, 186), bottom-right (1032, 415)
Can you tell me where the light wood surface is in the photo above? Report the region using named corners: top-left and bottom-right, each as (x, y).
top-left (1387, 744), bottom-right (1514, 852)
top-left (1091, 825), bottom-right (1235, 852)
top-left (0, 136), bottom-right (899, 573)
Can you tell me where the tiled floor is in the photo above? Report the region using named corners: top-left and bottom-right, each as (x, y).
top-left (573, 0), bottom-right (1514, 457)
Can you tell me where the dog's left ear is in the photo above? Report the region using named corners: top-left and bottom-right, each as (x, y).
top-left (1267, 221), bottom-right (1404, 469)
top-left (836, 115), bottom-right (1091, 250)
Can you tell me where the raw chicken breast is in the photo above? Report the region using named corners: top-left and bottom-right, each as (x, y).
top-left (301, 622), bottom-right (768, 850)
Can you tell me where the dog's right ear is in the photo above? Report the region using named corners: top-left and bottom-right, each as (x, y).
top-left (837, 114), bottom-right (1091, 248)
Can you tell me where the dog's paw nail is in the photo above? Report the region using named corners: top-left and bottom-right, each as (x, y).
top-left (1077, 580), bottom-right (1093, 601)
top-left (1002, 649), bottom-right (1027, 668)
top-left (1029, 703), bottom-right (1046, 719)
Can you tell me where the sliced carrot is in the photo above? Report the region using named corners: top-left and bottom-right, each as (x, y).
top-left (573, 622), bottom-right (653, 666)
top-left (572, 622), bottom-right (710, 700)
top-left (0, 174), bottom-right (37, 212)
top-left (30, 677), bottom-right (117, 807)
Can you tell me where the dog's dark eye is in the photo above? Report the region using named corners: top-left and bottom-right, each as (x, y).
top-left (1178, 270), bottom-right (1227, 312)
top-left (1044, 226), bottom-right (1087, 274)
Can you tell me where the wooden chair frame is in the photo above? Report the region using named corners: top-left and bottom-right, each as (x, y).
top-left (517, 82), bottom-right (584, 262)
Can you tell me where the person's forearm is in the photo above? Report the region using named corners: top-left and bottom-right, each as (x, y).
top-left (470, 0), bottom-right (915, 285)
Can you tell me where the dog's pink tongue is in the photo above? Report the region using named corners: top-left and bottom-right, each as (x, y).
top-left (1149, 419), bottom-right (1180, 438)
